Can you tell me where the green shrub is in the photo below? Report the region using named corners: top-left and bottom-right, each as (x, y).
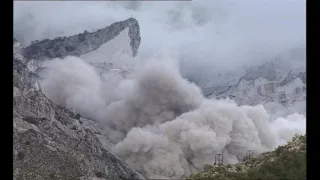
top-left (235, 166), bottom-right (241, 171)
top-left (245, 151), bottom-right (306, 180)
top-left (275, 145), bottom-right (285, 155)
top-left (187, 135), bottom-right (306, 180)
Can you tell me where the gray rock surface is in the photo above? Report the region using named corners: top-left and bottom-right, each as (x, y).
top-left (183, 47), bottom-right (306, 118)
top-left (20, 17), bottom-right (141, 93)
top-left (13, 37), bottom-right (144, 180)
top-left (23, 18), bottom-right (140, 61)
top-left (212, 63), bottom-right (305, 107)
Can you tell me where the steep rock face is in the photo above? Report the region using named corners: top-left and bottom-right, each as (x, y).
top-left (179, 46), bottom-right (305, 117)
top-left (23, 18), bottom-right (140, 61)
top-left (13, 41), bottom-right (145, 180)
top-left (212, 62), bottom-right (306, 107)
top-left (22, 18), bottom-right (140, 78)
top-left (199, 50), bottom-right (306, 118)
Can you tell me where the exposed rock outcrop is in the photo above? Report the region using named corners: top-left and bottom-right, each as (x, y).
top-left (193, 50), bottom-right (306, 119)
top-left (23, 18), bottom-right (140, 61)
top-left (13, 33), bottom-right (144, 180)
top-left (18, 17), bottom-right (140, 96)
top-left (21, 17), bottom-right (141, 80)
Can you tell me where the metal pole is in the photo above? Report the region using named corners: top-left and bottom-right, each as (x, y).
top-left (221, 154), bottom-right (224, 165)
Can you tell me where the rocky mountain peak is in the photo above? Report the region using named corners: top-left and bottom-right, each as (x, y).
top-left (13, 25), bottom-right (145, 180)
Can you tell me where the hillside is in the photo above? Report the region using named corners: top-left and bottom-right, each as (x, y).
top-left (13, 4), bottom-right (305, 179)
top-left (186, 134), bottom-right (306, 180)
top-left (13, 21), bottom-right (144, 180)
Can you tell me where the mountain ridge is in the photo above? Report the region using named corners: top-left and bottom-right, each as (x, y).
top-left (186, 134), bottom-right (306, 180)
top-left (13, 24), bottom-right (145, 180)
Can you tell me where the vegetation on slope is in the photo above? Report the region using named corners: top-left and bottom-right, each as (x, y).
top-left (186, 134), bottom-right (306, 180)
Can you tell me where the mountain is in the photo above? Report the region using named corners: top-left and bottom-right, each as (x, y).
top-left (13, 20), bottom-right (145, 180)
top-left (186, 134), bottom-right (306, 180)
top-left (183, 47), bottom-right (306, 120)
top-left (14, 15), bottom-right (305, 179)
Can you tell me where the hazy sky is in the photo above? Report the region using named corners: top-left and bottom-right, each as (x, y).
top-left (15, 2), bottom-right (305, 178)
top-left (14, 0), bottom-right (306, 72)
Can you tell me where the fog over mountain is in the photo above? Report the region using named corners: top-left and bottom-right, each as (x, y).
top-left (14, 0), bottom-right (306, 178)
